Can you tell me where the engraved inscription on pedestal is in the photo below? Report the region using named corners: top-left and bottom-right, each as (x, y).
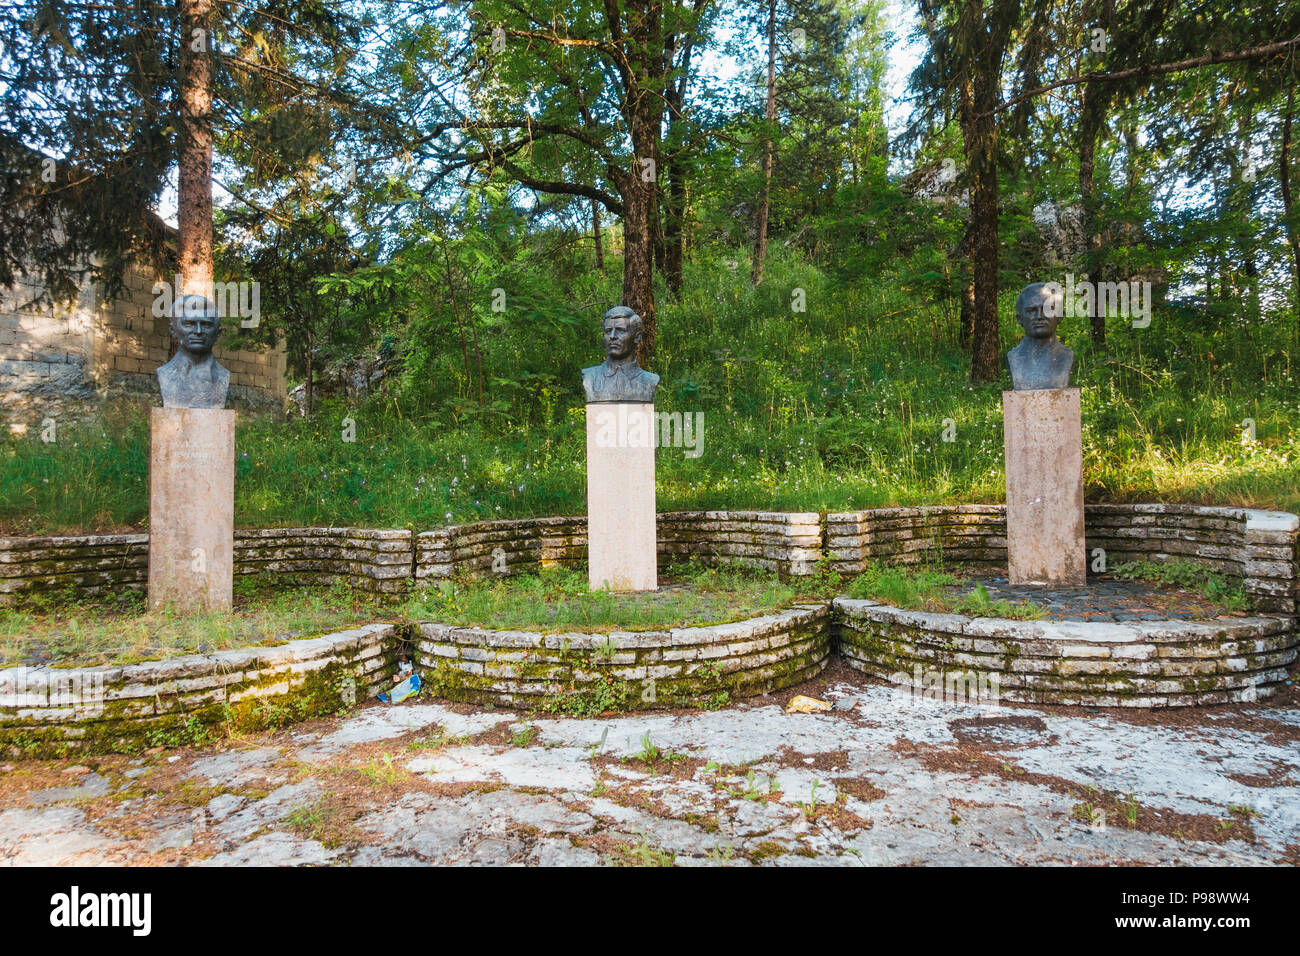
top-left (587, 403), bottom-right (657, 592)
top-left (148, 407), bottom-right (235, 611)
top-left (1003, 388), bottom-right (1085, 585)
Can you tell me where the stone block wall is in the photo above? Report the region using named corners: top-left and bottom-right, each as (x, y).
top-left (413, 511), bottom-right (822, 582)
top-left (828, 503), bottom-right (1300, 614)
top-left (1, 261), bottom-right (287, 428)
top-left (0, 623), bottom-right (397, 758)
top-left (235, 528), bottom-right (413, 594)
top-left (0, 528), bottom-right (412, 605)
top-left (415, 516), bottom-right (587, 582)
top-left (1, 505), bottom-right (1296, 615)
top-left (416, 604), bottom-right (831, 709)
top-left (827, 505), bottom-right (1006, 572)
top-left (1084, 505), bottom-right (1298, 614)
top-left (658, 511), bottom-right (821, 577)
top-left (836, 598), bottom-right (1296, 707)
top-left (0, 533), bottom-right (148, 604)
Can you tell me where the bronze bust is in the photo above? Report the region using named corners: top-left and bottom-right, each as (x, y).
top-left (1006, 282), bottom-right (1073, 390)
top-left (581, 305), bottom-right (659, 403)
top-left (157, 294), bottom-right (230, 409)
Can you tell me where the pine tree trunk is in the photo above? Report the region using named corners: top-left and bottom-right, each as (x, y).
top-left (663, 158), bottom-right (685, 298)
top-left (965, 70), bottom-right (1001, 383)
top-left (960, 273), bottom-right (975, 349)
top-left (750, 0), bottom-right (777, 286)
top-left (622, 0), bottom-right (662, 366)
top-left (178, 0), bottom-right (214, 299)
top-left (1079, 83), bottom-right (1108, 345)
top-left (1281, 86), bottom-right (1300, 319)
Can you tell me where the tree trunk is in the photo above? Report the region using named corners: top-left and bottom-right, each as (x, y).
top-left (178, 0), bottom-right (214, 299)
top-left (1078, 81), bottom-right (1109, 345)
top-left (750, 0), bottom-right (777, 285)
top-left (622, 0), bottom-right (662, 366)
top-left (1281, 85), bottom-right (1300, 319)
top-left (305, 335), bottom-right (314, 416)
top-left (662, 24), bottom-right (696, 300)
top-left (959, 272), bottom-right (975, 349)
top-left (964, 71), bottom-right (1001, 383)
top-left (663, 153), bottom-right (685, 297)
top-left (592, 198), bottom-right (604, 270)
top-left (622, 171), bottom-right (656, 365)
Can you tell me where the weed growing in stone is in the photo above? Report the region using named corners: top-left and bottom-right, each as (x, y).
top-left (1110, 560), bottom-right (1248, 611)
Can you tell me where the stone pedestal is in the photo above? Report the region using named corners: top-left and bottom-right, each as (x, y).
top-left (148, 408), bottom-right (235, 611)
top-left (586, 402), bottom-right (657, 591)
top-left (1002, 388), bottom-right (1085, 585)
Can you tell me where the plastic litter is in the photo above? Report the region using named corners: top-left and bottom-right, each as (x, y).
top-left (785, 694), bottom-right (831, 714)
top-left (379, 671), bottom-right (422, 704)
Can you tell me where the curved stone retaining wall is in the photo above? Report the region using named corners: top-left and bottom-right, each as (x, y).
top-left (836, 598), bottom-right (1296, 707)
top-left (0, 528), bottom-right (413, 605)
top-left (0, 623), bottom-right (397, 758)
top-left (0, 511), bottom-right (827, 604)
top-left (828, 504), bottom-right (1300, 614)
top-left (235, 528), bottom-right (412, 593)
top-left (415, 604), bottom-right (831, 711)
top-left (415, 516), bottom-right (586, 581)
top-left (1, 582), bottom-right (1295, 757)
top-left (2, 505), bottom-right (1296, 614)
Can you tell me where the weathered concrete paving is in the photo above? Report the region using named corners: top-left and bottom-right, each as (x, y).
top-left (1, 672), bottom-right (1297, 866)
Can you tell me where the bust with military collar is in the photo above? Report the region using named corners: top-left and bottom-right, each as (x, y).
top-left (582, 305), bottom-right (659, 403)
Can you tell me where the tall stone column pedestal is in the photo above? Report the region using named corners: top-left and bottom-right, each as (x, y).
top-left (149, 408), bottom-right (235, 611)
top-left (1002, 388), bottom-right (1085, 585)
top-left (586, 402), bottom-right (657, 592)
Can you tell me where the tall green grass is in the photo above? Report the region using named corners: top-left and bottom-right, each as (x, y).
top-left (4, 241), bottom-right (1299, 534)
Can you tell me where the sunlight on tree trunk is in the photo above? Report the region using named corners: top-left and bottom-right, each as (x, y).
top-left (178, 0), bottom-right (214, 299)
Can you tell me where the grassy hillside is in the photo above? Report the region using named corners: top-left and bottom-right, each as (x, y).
top-left (3, 244), bottom-right (1298, 534)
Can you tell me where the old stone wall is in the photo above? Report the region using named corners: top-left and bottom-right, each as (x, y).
top-left (836, 597), bottom-right (1296, 708)
top-left (417, 603), bottom-right (832, 709)
top-left (1, 261), bottom-right (286, 429)
top-left (0, 528), bottom-right (412, 605)
top-left (1, 505), bottom-right (1295, 614)
top-left (827, 504), bottom-right (1299, 614)
top-left (0, 623), bottom-right (396, 758)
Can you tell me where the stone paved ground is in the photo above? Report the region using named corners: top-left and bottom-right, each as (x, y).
top-left (949, 576), bottom-right (1238, 622)
top-left (1, 665), bottom-right (1297, 866)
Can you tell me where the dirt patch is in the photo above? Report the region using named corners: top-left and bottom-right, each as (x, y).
top-left (832, 775), bottom-right (887, 803)
top-left (1225, 759), bottom-right (1298, 788)
top-left (949, 715), bottom-right (1056, 749)
top-left (771, 747), bottom-right (852, 774)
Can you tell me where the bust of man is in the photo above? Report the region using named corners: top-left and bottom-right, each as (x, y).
top-left (581, 305), bottom-right (660, 403)
top-left (156, 294), bottom-right (230, 409)
top-left (1006, 282), bottom-right (1073, 390)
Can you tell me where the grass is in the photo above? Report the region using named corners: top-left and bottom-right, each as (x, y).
top-left (4, 246), bottom-right (1300, 536)
top-left (1109, 559), bottom-right (1249, 611)
top-left (0, 553), bottom-right (1251, 670)
top-left (845, 562), bottom-right (1046, 618)
top-left (0, 560), bottom-right (803, 668)
top-left (398, 560), bottom-right (801, 633)
top-left (0, 575), bottom-right (389, 668)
